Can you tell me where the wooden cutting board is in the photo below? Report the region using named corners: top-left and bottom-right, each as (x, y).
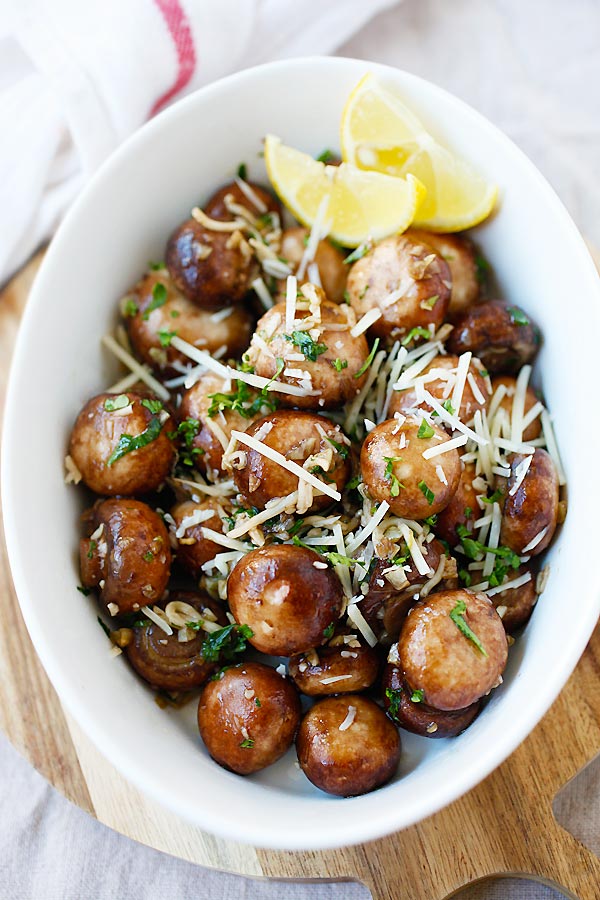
top-left (1, 252), bottom-right (599, 900)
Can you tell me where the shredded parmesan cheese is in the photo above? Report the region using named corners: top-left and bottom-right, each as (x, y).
top-left (338, 705), bottom-right (357, 731)
top-left (102, 334), bottom-right (170, 401)
top-left (142, 605), bottom-right (173, 635)
top-left (350, 308), bottom-right (382, 337)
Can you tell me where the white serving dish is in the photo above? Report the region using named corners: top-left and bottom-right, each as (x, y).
top-left (3, 56), bottom-right (600, 850)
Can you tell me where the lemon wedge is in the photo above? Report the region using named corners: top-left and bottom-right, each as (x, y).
top-left (264, 134), bottom-right (426, 248)
top-left (340, 73), bottom-right (498, 232)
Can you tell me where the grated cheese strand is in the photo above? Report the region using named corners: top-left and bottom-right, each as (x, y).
top-left (347, 602), bottom-right (378, 647)
top-left (422, 434), bottom-right (468, 460)
top-left (350, 308), bottom-right (382, 337)
top-left (486, 571), bottom-right (532, 597)
top-left (345, 501), bottom-right (390, 555)
top-left (102, 334), bottom-right (170, 401)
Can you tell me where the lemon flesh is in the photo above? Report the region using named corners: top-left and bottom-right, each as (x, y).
top-left (340, 74), bottom-right (497, 232)
top-left (264, 135), bottom-right (425, 248)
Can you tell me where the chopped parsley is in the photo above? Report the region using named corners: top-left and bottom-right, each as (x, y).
top-left (432, 398), bottom-right (455, 417)
top-left (355, 338), bottom-right (380, 379)
top-left (417, 419), bottom-right (435, 439)
top-left (343, 242), bottom-right (371, 265)
top-left (207, 378), bottom-right (277, 419)
top-left (481, 488), bottom-right (504, 505)
top-left (322, 623), bottom-right (335, 640)
top-left (97, 616), bottom-right (111, 638)
top-left (237, 162), bottom-right (248, 180)
top-left (158, 330), bottom-right (177, 347)
top-left (410, 689), bottom-right (424, 703)
top-left (383, 456), bottom-right (404, 497)
top-left (142, 282), bottom-right (168, 320)
top-left (77, 585), bottom-right (91, 596)
top-left (143, 550), bottom-right (154, 562)
top-left (167, 417), bottom-right (203, 467)
top-left (507, 306), bottom-right (529, 326)
top-left (141, 398), bottom-right (163, 414)
top-left (325, 436), bottom-right (349, 459)
top-left (87, 540), bottom-right (97, 559)
top-left (122, 298), bottom-right (138, 318)
top-left (201, 623), bottom-right (254, 664)
top-left (345, 474), bottom-right (361, 491)
top-left (358, 284), bottom-right (370, 299)
top-left (239, 738), bottom-right (254, 749)
top-left (420, 294), bottom-right (439, 310)
top-left (255, 698), bottom-right (262, 708)
top-left (385, 688), bottom-right (402, 721)
top-left (459, 569), bottom-right (472, 587)
top-left (149, 261), bottom-right (165, 271)
top-left (283, 331), bottom-right (328, 362)
top-left (464, 506), bottom-right (473, 519)
top-left (170, 309), bottom-right (180, 318)
top-left (474, 254), bottom-right (489, 284)
top-left (316, 149), bottom-right (335, 164)
top-left (288, 518), bottom-right (305, 536)
top-left (423, 514), bottom-right (438, 528)
top-left (418, 480), bottom-right (435, 505)
top-left (402, 326), bottom-right (432, 346)
top-left (343, 289), bottom-right (351, 303)
top-left (455, 524), bottom-right (520, 587)
top-left (104, 394), bottom-right (130, 412)
top-left (107, 416), bottom-right (163, 466)
top-left (449, 599), bottom-right (488, 657)
top-left (326, 551), bottom-right (356, 567)
top-left (331, 358), bottom-right (348, 372)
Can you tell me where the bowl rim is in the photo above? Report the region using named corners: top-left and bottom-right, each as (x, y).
top-left (3, 55), bottom-right (600, 850)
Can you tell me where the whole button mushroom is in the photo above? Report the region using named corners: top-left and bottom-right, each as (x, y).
top-left (124, 272), bottom-right (253, 375)
top-left (198, 661), bottom-right (301, 775)
top-left (360, 416), bottom-right (461, 518)
top-left (246, 289), bottom-right (371, 410)
top-left (69, 391), bottom-right (175, 496)
top-left (288, 633), bottom-right (380, 697)
top-left (296, 695), bottom-right (401, 796)
top-left (500, 449), bottom-right (559, 556)
top-left (232, 410), bottom-right (351, 513)
top-left (345, 233), bottom-right (451, 343)
top-left (398, 589), bottom-right (508, 711)
top-left (80, 498), bottom-right (171, 617)
top-left (125, 591), bottom-right (228, 691)
top-left (227, 544), bottom-right (344, 656)
top-left (407, 230), bottom-right (481, 319)
top-left (447, 300), bottom-right (541, 375)
top-left (382, 663), bottom-right (481, 738)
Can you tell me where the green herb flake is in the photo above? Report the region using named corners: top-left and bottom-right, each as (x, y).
top-left (207, 377), bottom-right (277, 420)
top-left (97, 616), bottom-right (111, 638)
top-left (383, 456), bottom-right (404, 498)
top-left (345, 474), bottom-right (361, 491)
top-left (423, 514), bottom-right (438, 528)
top-left (142, 282), bottom-right (168, 320)
top-left (158, 330), bottom-right (177, 347)
top-left (255, 698), bottom-right (262, 708)
top-left (170, 309), bottom-right (180, 318)
top-left (410, 689), bottom-right (424, 703)
top-left (507, 306), bottom-right (530, 326)
top-left (283, 331), bottom-right (328, 362)
top-left (87, 540), bottom-right (97, 560)
top-left (420, 294), bottom-right (439, 310)
top-left (359, 284), bottom-right (370, 299)
top-left (402, 326), bottom-right (432, 346)
top-left (239, 738), bottom-right (254, 749)
top-left (143, 550), bottom-right (154, 562)
top-left (464, 506), bottom-right (473, 519)
top-left (458, 569), bottom-right (472, 587)
top-left (449, 599), bottom-right (488, 657)
top-left (385, 688), bottom-right (402, 721)
top-left (323, 623), bottom-right (335, 640)
top-left (355, 338), bottom-right (380, 379)
top-left (316, 149), bottom-right (335, 164)
top-left (141, 398), bottom-right (163, 414)
top-left (474, 254), bottom-right (489, 284)
top-left (77, 585), bottom-right (91, 596)
top-left (343, 289), bottom-right (351, 304)
top-left (326, 552), bottom-right (356, 568)
top-left (325, 436), bottom-right (349, 459)
top-left (418, 480), bottom-right (435, 505)
top-left (343, 242), bottom-right (371, 265)
top-left (331, 358), bottom-right (348, 372)
top-left (123, 298), bottom-right (138, 318)
top-left (201, 624), bottom-right (254, 664)
top-left (149, 261), bottom-right (165, 271)
top-left (481, 489), bottom-right (504, 505)
top-left (104, 394), bottom-right (130, 412)
top-left (417, 419), bottom-right (435, 439)
top-left (108, 416), bottom-right (163, 466)
top-left (237, 162), bottom-right (248, 180)
top-left (432, 399), bottom-right (456, 418)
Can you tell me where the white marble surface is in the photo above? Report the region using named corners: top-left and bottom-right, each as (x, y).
top-left (2, 0), bottom-right (599, 897)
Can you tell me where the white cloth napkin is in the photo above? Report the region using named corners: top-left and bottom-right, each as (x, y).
top-left (0, 0), bottom-right (397, 286)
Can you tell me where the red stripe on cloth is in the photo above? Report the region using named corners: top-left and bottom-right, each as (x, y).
top-left (150, 0), bottom-right (196, 116)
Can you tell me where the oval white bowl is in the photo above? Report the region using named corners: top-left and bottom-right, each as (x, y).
top-left (3, 57), bottom-right (600, 851)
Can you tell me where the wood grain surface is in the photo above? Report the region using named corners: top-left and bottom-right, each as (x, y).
top-left (1, 253), bottom-right (599, 900)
